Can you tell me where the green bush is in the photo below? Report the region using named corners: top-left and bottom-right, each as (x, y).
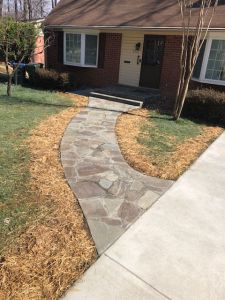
top-left (28, 68), bottom-right (76, 91)
top-left (183, 88), bottom-right (225, 126)
top-left (25, 64), bottom-right (42, 83)
top-left (0, 73), bottom-right (8, 82)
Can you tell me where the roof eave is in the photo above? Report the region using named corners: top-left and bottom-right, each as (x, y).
top-left (44, 24), bottom-right (225, 31)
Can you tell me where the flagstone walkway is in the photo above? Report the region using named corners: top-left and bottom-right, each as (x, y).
top-left (61, 97), bottom-right (173, 254)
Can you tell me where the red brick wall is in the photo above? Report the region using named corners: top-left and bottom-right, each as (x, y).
top-left (31, 35), bottom-right (45, 64)
top-left (46, 32), bottom-right (122, 87)
top-left (160, 35), bottom-right (182, 106)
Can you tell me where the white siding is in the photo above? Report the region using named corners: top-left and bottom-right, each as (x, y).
top-left (119, 32), bottom-right (144, 87)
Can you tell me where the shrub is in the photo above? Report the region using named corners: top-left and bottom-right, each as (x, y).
top-left (0, 73), bottom-right (8, 82)
top-left (183, 88), bottom-right (225, 126)
top-left (28, 68), bottom-right (76, 91)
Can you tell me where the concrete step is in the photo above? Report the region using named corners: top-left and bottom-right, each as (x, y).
top-left (90, 92), bottom-right (143, 107)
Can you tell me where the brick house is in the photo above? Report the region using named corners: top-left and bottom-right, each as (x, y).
top-left (30, 19), bottom-right (45, 65)
top-left (44, 0), bottom-right (225, 101)
top-left (31, 34), bottom-right (45, 65)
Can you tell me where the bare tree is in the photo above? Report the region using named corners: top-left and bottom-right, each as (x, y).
top-left (0, 0), bottom-right (3, 16)
top-left (2, 0), bottom-right (52, 19)
top-left (40, 0), bottom-right (44, 16)
top-left (22, 0), bottom-right (27, 19)
top-left (51, 0), bottom-right (57, 9)
top-left (14, 0), bottom-right (18, 19)
top-left (173, 0), bottom-right (218, 120)
top-left (27, 0), bottom-right (32, 19)
top-left (0, 17), bottom-right (54, 96)
top-left (0, 18), bottom-right (37, 96)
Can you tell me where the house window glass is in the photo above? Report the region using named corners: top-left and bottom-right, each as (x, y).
top-left (205, 39), bottom-right (225, 81)
top-left (64, 32), bottom-right (98, 67)
top-left (65, 33), bottom-right (81, 64)
top-left (85, 35), bottom-right (98, 66)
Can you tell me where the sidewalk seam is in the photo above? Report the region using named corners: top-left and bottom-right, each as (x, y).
top-left (104, 253), bottom-right (173, 300)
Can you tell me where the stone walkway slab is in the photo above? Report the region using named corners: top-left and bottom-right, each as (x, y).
top-left (61, 97), bottom-right (173, 254)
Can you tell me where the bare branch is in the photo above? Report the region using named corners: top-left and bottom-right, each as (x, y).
top-left (173, 0), bottom-right (218, 120)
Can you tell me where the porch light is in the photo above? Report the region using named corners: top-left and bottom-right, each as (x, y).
top-left (135, 42), bottom-right (141, 51)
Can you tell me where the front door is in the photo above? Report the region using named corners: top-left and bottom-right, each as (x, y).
top-left (139, 35), bottom-right (165, 89)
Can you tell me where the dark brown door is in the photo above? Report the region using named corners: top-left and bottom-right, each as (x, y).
top-left (139, 35), bottom-right (165, 89)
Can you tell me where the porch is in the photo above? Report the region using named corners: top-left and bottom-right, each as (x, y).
top-left (90, 85), bottom-right (160, 107)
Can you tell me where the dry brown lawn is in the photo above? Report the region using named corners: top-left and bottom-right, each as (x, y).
top-left (0, 95), bottom-right (97, 300)
top-left (0, 62), bottom-right (13, 75)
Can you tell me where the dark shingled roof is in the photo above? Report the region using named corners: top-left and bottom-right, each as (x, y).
top-left (44, 0), bottom-right (225, 29)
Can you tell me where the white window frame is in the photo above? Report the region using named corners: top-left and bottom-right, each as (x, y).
top-left (63, 31), bottom-right (99, 68)
top-left (192, 33), bottom-right (225, 86)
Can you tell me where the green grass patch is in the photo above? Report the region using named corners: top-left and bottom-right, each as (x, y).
top-left (0, 84), bottom-right (74, 106)
top-left (0, 84), bottom-right (74, 251)
top-left (138, 110), bottom-right (204, 164)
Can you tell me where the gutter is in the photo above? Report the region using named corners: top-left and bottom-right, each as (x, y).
top-left (44, 24), bottom-right (225, 32)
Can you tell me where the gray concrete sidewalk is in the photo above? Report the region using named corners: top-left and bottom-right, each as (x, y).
top-left (62, 131), bottom-right (225, 300)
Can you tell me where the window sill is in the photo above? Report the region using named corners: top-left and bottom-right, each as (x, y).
top-left (192, 77), bottom-right (225, 87)
top-left (64, 62), bottom-right (98, 68)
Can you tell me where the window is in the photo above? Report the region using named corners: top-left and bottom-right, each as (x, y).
top-left (205, 40), bottom-right (225, 81)
top-left (65, 33), bottom-right (81, 64)
top-left (64, 32), bottom-right (98, 67)
top-left (192, 36), bottom-right (225, 86)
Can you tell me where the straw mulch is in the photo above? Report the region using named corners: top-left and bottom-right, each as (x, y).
top-left (116, 108), bottom-right (223, 180)
top-left (0, 95), bottom-right (97, 300)
top-left (0, 62), bottom-right (13, 75)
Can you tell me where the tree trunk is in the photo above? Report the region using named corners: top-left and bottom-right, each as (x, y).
top-left (23, 0), bottom-right (28, 20)
top-left (173, 75), bottom-right (192, 120)
top-left (7, 75), bottom-right (13, 97)
top-left (40, 0), bottom-right (44, 17)
top-left (7, 0), bottom-right (10, 13)
top-left (0, 0), bottom-right (3, 17)
top-left (27, 0), bottom-right (32, 20)
top-left (172, 0), bottom-right (218, 121)
top-left (15, 0), bottom-right (18, 19)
